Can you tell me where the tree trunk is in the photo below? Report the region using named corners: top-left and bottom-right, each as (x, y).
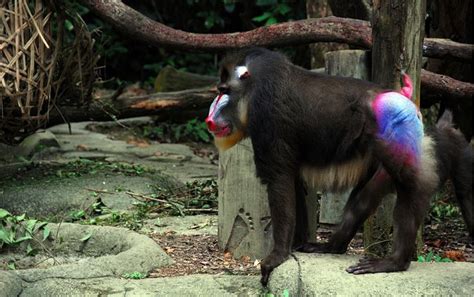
top-left (365, 0), bottom-right (426, 257)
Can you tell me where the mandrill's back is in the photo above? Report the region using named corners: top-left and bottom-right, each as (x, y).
top-left (284, 67), bottom-right (383, 165)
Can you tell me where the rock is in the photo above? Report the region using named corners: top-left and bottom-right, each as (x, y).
top-left (10, 223), bottom-right (173, 282)
top-left (17, 130), bottom-right (60, 157)
top-left (0, 271), bottom-right (22, 297)
top-left (269, 253), bottom-right (474, 296)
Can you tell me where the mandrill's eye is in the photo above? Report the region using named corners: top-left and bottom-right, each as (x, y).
top-left (235, 66), bottom-right (250, 80)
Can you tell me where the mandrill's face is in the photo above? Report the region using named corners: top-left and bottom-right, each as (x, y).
top-left (205, 61), bottom-right (251, 151)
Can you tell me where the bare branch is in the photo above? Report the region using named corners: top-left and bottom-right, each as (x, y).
top-left (79, 0), bottom-right (473, 61)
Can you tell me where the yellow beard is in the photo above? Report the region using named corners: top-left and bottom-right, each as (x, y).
top-left (214, 130), bottom-right (245, 151)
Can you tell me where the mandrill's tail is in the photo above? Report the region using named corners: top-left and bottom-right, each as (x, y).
top-left (399, 73), bottom-right (413, 99)
top-left (435, 109), bottom-right (454, 130)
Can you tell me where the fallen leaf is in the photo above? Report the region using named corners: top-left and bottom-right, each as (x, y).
top-left (430, 239), bottom-right (443, 248)
top-left (224, 251), bottom-right (233, 260)
top-left (444, 250), bottom-right (466, 261)
top-left (76, 144), bottom-right (88, 151)
top-left (240, 255), bottom-right (251, 263)
top-left (127, 137), bottom-right (150, 148)
top-left (164, 247), bottom-right (175, 254)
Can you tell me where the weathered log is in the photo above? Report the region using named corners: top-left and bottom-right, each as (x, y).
top-left (154, 66), bottom-right (217, 92)
top-left (48, 86), bottom-right (216, 125)
top-left (79, 0), bottom-right (473, 62)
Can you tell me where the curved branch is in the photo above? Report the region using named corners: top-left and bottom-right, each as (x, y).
top-left (79, 0), bottom-right (473, 62)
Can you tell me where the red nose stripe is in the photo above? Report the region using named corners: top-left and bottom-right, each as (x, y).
top-left (205, 117), bottom-right (217, 131)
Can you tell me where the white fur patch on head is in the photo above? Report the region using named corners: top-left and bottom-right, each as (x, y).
top-left (235, 66), bottom-right (249, 79)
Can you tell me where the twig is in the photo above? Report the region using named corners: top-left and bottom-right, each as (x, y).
top-left (125, 191), bottom-right (186, 216)
top-left (85, 188), bottom-right (116, 195)
top-left (125, 191), bottom-right (168, 204)
top-left (184, 208), bottom-right (218, 213)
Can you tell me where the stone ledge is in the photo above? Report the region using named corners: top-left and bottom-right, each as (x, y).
top-left (269, 253), bottom-right (474, 296)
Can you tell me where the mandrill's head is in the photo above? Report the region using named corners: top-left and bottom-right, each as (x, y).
top-left (205, 51), bottom-right (254, 151)
top-left (206, 48), bottom-right (289, 151)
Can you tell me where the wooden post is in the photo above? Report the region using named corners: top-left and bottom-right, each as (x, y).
top-left (365, 0), bottom-right (426, 256)
top-left (306, 0), bottom-right (347, 68)
top-left (217, 139), bottom-right (273, 259)
top-left (318, 50), bottom-right (371, 225)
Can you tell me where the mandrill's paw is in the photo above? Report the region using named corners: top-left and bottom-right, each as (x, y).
top-left (260, 251), bottom-right (289, 286)
top-left (295, 242), bottom-right (345, 254)
top-left (346, 256), bottom-right (410, 274)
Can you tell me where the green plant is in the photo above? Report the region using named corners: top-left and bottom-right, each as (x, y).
top-left (252, 0), bottom-right (292, 26)
top-left (430, 203), bottom-right (459, 221)
top-left (417, 250), bottom-right (453, 263)
top-left (184, 179), bottom-right (218, 210)
top-left (69, 209), bottom-right (86, 221)
top-left (143, 119), bottom-right (211, 143)
top-left (262, 288), bottom-right (290, 297)
top-left (122, 271), bottom-right (146, 279)
top-left (0, 209), bottom-right (50, 255)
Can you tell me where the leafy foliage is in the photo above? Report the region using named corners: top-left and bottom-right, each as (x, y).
top-left (0, 209), bottom-right (50, 255)
top-left (252, 1), bottom-right (292, 26)
top-left (430, 203), bottom-right (460, 221)
top-left (417, 250), bottom-right (453, 263)
top-left (143, 119), bottom-right (211, 143)
top-left (429, 185), bottom-right (460, 222)
top-left (61, 178), bottom-right (217, 231)
top-left (122, 271), bottom-right (147, 279)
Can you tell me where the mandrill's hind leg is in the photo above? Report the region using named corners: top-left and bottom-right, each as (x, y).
top-left (347, 184), bottom-right (431, 274)
top-left (297, 167), bottom-right (393, 254)
top-left (347, 144), bottom-right (430, 274)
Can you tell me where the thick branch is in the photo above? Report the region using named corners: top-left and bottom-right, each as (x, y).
top-left (421, 69), bottom-right (474, 100)
top-left (423, 38), bottom-right (474, 62)
top-left (79, 0), bottom-right (473, 61)
top-left (48, 87), bottom-right (216, 125)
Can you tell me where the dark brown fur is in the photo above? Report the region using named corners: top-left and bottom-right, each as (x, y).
top-left (428, 111), bottom-right (473, 236)
top-left (210, 48), bottom-right (472, 286)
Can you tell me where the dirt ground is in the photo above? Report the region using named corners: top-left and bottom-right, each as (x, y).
top-left (148, 215), bottom-right (472, 278)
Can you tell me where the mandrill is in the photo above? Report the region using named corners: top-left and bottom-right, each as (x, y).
top-left (205, 47), bottom-right (473, 286)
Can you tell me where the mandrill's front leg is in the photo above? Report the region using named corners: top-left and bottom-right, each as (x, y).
top-left (260, 173), bottom-right (296, 286)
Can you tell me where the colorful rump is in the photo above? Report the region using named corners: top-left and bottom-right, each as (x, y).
top-left (371, 77), bottom-right (423, 167)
